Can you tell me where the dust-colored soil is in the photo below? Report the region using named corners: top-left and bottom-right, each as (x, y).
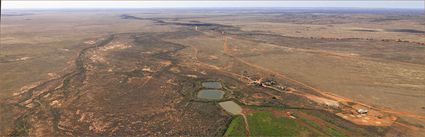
top-left (1, 9), bottom-right (424, 136)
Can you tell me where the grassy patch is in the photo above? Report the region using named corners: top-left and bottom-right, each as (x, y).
top-left (326, 128), bottom-right (348, 137)
top-left (245, 105), bottom-right (266, 110)
top-left (247, 112), bottom-right (306, 136)
top-left (224, 116), bottom-right (246, 137)
top-left (300, 117), bottom-right (321, 129)
top-left (298, 113), bottom-right (348, 137)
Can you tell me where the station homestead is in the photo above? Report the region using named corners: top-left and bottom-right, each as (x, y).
top-left (1, 8), bottom-right (425, 136)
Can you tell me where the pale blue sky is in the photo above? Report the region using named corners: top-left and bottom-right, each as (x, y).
top-left (3, 1), bottom-right (425, 9)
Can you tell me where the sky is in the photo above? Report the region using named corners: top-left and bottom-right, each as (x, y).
top-left (3, 1), bottom-right (425, 9)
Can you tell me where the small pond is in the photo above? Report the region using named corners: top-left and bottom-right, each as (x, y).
top-left (219, 101), bottom-right (242, 115)
top-left (202, 81), bottom-right (223, 89)
top-left (197, 89), bottom-right (225, 100)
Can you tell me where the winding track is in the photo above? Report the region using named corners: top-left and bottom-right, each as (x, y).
top-left (181, 17), bottom-right (425, 120)
top-left (221, 34), bottom-right (425, 120)
top-left (6, 14), bottom-right (424, 135)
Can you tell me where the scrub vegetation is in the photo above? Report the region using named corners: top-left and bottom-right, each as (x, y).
top-left (1, 8), bottom-right (424, 136)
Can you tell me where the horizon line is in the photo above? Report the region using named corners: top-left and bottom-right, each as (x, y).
top-left (3, 1), bottom-right (424, 10)
top-left (3, 7), bottom-right (425, 10)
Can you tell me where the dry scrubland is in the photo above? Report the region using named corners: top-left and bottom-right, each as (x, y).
top-left (1, 9), bottom-right (424, 136)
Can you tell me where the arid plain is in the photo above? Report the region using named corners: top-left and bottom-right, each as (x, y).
top-left (1, 9), bottom-right (424, 136)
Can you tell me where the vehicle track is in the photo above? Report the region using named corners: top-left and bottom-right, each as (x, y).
top-left (220, 34), bottom-right (425, 120)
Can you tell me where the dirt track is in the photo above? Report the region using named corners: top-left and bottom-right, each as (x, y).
top-left (2, 10), bottom-right (425, 136)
